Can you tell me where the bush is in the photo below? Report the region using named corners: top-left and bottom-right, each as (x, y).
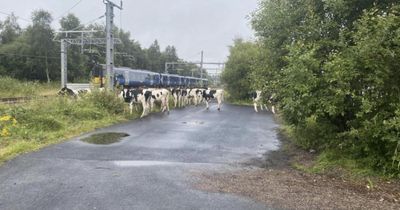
top-left (26, 116), bottom-right (63, 132)
top-left (84, 91), bottom-right (124, 115)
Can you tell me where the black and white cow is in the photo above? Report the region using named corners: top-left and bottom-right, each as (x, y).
top-left (130, 88), bottom-right (153, 117)
top-left (251, 90), bottom-right (276, 114)
top-left (251, 90), bottom-right (268, 112)
top-left (58, 87), bottom-right (91, 98)
top-left (148, 88), bottom-right (170, 113)
top-left (269, 93), bottom-right (277, 114)
top-left (202, 89), bottom-right (224, 111)
top-left (119, 88), bottom-right (152, 118)
top-left (180, 89), bottom-right (188, 107)
top-left (187, 88), bottom-right (203, 106)
top-left (58, 87), bottom-right (76, 97)
top-left (171, 88), bottom-right (181, 108)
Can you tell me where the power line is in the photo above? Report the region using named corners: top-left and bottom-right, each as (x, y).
top-left (55, 0), bottom-right (84, 20)
top-left (70, 15), bottom-right (105, 31)
top-left (0, 52), bottom-right (59, 59)
top-left (0, 11), bottom-right (30, 22)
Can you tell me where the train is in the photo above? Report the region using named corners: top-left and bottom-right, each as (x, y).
top-left (91, 65), bottom-right (208, 88)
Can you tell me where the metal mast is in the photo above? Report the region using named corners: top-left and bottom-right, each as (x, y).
top-left (200, 51), bottom-right (204, 79)
top-left (61, 39), bottom-right (68, 88)
top-left (104, 0), bottom-right (123, 91)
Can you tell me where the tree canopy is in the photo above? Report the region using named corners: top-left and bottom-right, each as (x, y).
top-left (0, 11), bottom-right (201, 82)
top-left (223, 0), bottom-right (400, 176)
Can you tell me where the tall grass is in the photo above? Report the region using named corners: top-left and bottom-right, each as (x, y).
top-left (0, 77), bottom-right (59, 98)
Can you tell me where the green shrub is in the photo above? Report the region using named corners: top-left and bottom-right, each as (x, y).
top-left (24, 116), bottom-right (63, 132)
top-left (84, 91), bottom-right (124, 115)
top-left (71, 107), bottom-right (105, 120)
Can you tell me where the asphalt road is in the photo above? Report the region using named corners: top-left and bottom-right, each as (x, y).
top-left (0, 103), bottom-right (280, 210)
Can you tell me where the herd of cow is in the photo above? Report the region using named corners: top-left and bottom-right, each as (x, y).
top-left (118, 88), bottom-right (225, 118)
top-left (58, 86), bottom-right (276, 117)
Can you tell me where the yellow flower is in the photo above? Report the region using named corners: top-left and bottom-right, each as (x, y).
top-left (0, 115), bottom-right (12, 122)
top-left (1, 127), bottom-right (10, 137)
top-left (12, 119), bottom-right (17, 126)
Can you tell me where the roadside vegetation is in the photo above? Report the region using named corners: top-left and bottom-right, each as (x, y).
top-left (0, 77), bottom-right (58, 98)
top-left (222, 1), bottom-right (400, 178)
top-left (0, 90), bottom-right (139, 164)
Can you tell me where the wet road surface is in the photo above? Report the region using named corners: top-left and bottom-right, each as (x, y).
top-left (0, 104), bottom-right (280, 210)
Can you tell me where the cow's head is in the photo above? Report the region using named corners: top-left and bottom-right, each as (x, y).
top-left (129, 89), bottom-right (140, 103)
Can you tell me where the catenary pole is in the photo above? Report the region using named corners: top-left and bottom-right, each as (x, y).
top-left (104, 0), bottom-right (123, 91)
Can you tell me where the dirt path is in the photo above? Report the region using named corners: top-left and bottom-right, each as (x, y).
top-left (194, 133), bottom-right (400, 210)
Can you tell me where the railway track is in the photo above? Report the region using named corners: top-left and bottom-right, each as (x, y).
top-left (0, 96), bottom-right (51, 105)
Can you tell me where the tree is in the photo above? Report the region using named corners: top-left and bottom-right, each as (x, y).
top-left (60, 14), bottom-right (81, 33)
top-left (59, 13), bottom-right (88, 82)
top-left (25, 10), bottom-right (57, 82)
top-left (146, 40), bottom-right (163, 72)
top-left (0, 13), bottom-right (21, 44)
top-left (247, 0), bottom-right (400, 174)
top-left (221, 38), bottom-right (258, 100)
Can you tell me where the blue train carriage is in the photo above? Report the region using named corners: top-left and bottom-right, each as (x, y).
top-left (114, 67), bottom-right (128, 87)
top-left (189, 77), bottom-right (199, 88)
top-left (168, 74), bottom-right (181, 87)
top-left (181, 77), bottom-right (189, 87)
top-left (114, 67), bottom-right (160, 88)
top-left (141, 70), bottom-right (160, 87)
top-left (160, 73), bottom-right (170, 87)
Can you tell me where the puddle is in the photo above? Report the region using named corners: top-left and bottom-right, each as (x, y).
top-left (81, 132), bottom-right (129, 145)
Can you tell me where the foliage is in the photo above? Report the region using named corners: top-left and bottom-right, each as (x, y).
top-left (0, 76), bottom-right (58, 98)
top-left (0, 11), bottom-right (193, 82)
top-left (223, 1), bottom-right (400, 176)
top-left (0, 115), bottom-right (17, 137)
top-left (221, 39), bottom-right (258, 100)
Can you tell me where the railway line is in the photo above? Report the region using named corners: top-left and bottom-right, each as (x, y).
top-left (0, 96), bottom-right (51, 105)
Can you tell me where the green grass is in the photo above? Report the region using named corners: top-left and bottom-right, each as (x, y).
top-left (0, 88), bottom-right (181, 164)
top-left (0, 90), bottom-right (141, 164)
top-left (0, 77), bottom-right (59, 98)
top-left (280, 124), bottom-right (390, 180)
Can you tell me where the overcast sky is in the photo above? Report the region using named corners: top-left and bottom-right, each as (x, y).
top-left (1, 0), bottom-right (259, 63)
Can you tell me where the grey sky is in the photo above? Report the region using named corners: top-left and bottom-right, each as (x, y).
top-left (1, 0), bottom-right (258, 63)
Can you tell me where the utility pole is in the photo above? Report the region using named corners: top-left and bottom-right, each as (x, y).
top-left (104, 0), bottom-right (123, 91)
top-left (57, 30), bottom-right (121, 89)
top-left (200, 51), bottom-right (204, 79)
top-left (200, 51), bottom-right (204, 86)
top-left (164, 63), bottom-right (168, 74)
top-left (61, 39), bottom-right (68, 88)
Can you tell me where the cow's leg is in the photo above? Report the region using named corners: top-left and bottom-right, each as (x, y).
top-left (260, 102), bottom-right (264, 111)
top-left (254, 102), bottom-right (258, 112)
top-left (140, 101), bottom-right (147, 118)
top-left (217, 97), bottom-right (222, 111)
top-left (161, 97), bottom-right (167, 113)
top-left (150, 98), bottom-right (155, 112)
top-left (264, 104), bottom-right (269, 111)
top-left (206, 100), bottom-right (209, 110)
top-left (271, 105), bottom-right (276, 114)
top-left (166, 96), bottom-right (170, 113)
top-left (129, 102), bottom-right (133, 115)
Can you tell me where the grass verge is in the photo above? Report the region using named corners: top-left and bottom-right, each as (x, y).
top-left (0, 90), bottom-right (141, 164)
top-left (279, 125), bottom-right (395, 181)
top-left (0, 77), bottom-right (59, 98)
